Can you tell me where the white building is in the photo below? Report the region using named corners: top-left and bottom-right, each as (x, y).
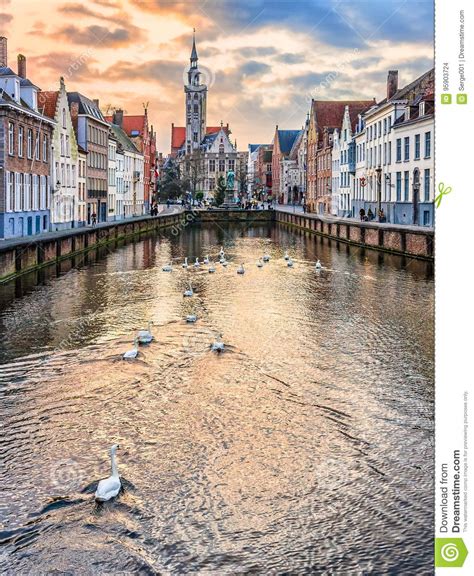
top-left (77, 146), bottom-right (87, 224)
top-left (337, 105), bottom-right (355, 217)
top-left (109, 123), bottom-right (145, 218)
top-left (353, 68), bottom-right (434, 225)
top-left (42, 77), bottom-right (83, 230)
top-left (331, 129), bottom-right (341, 216)
top-left (107, 133), bottom-right (117, 221)
top-left (247, 144), bottom-right (261, 199)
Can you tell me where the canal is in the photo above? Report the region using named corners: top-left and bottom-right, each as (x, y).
top-left (0, 222), bottom-right (434, 574)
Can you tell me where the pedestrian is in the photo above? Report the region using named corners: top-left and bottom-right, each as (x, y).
top-left (91, 212), bottom-right (97, 226)
top-left (359, 208), bottom-right (366, 221)
top-left (367, 208), bottom-right (374, 221)
top-left (379, 208), bottom-right (386, 223)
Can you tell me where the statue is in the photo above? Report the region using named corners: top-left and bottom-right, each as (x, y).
top-left (226, 170), bottom-right (235, 190)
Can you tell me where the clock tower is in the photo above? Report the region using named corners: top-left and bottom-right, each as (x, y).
top-left (184, 30), bottom-right (207, 154)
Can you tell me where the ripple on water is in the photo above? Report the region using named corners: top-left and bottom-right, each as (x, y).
top-left (0, 223), bottom-right (434, 574)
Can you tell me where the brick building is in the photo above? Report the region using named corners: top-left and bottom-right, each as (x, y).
top-left (272, 128), bottom-right (302, 203)
top-left (67, 92), bottom-right (109, 223)
top-left (0, 38), bottom-right (55, 238)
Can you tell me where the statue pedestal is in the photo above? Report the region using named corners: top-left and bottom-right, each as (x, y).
top-left (221, 188), bottom-right (236, 209)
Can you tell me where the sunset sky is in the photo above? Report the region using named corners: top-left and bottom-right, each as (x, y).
top-left (1, 0), bottom-right (434, 152)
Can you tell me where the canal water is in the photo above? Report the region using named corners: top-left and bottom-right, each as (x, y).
top-left (0, 223), bottom-right (434, 574)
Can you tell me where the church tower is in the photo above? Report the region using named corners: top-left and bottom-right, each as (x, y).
top-left (184, 30), bottom-right (207, 154)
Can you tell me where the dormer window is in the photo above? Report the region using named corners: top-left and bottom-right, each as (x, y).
top-left (419, 101), bottom-right (426, 116)
top-left (405, 105), bottom-right (410, 120)
top-left (62, 108), bottom-right (66, 128)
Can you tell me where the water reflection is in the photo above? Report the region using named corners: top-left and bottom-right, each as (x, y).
top-left (0, 223), bottom-right (434, 574)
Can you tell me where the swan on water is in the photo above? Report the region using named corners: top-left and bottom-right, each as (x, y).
top-left (95, 444), bottom-right (121, 502)
top-left (211, 334), bottom-right (225, 353)
top-left (221, 259), bottom-right (228, 267)
top-left (186, 314), bottom-right (197, 323)
top-left (162, 262), bottom-right (172, 272)
top-left (208, 263), bottom-right (216, 273)
top-left (287, 258), bottom-right (294, 267)
top-left (194, 257), bottom-right (200, 267)
top-left (284, 251), bottom-right (290, 261)
top-left (203, 255), bottom-right (210, 264)
top-left (219, 246), bottom-right (225, 257)
top-left (182, 257), bottom-right (188, 268)
top-left (315, 259), bottom-right (322, 269)
top-left (257, 259), bottom-right (264, 268)
top-left (183, 285), bottom-right (193, 297)
top-left (262, 254), bottom-right (270, 262)
top-left (137, 321), bottom-right (154, 344)
top-left (219, 256), bottom-right (226, 264)
top-left (123, 338), bottom-right (139, 360)
top-left (237, 264), bottom-right (245, 274)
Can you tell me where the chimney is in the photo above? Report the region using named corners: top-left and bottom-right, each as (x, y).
top-left (17, 54), bottom-right (26, 78)
top-left (0, 36), bottom-right (7, 68)
top-left (114, 108), bottom-right (123, 127)
top-left (93, 98), bottom-right (100, 108)
top-left (387, 70), bottom-right (398, 100)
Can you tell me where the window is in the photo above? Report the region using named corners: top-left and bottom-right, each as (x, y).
top-left (43, 134), bottom-right (48, 161)
top-left (396, 172), bottom-right (402, 201)
top-left (27, 129), bottom-right (33, 158)
top-left (18, 126), bottom-right (24, 157)
top-left (62, 108), bottom-right (66, 129)
top-left (404, 171), bottom-right (409, 201)
top-left (425, 131), bottom-right (431, 158)
top-left (396, 138), bottom-right (401, 162)
top-left (387, 141), bottom-right (391, 164)
top-left (423, 210), bottom-right (430, 226)
top-left (35, 133), bottom-right (40, 160)
top-left (7, 171), bottom-right (15, 211)
top-left (33, 175), bottom-right (39, 210)
top-left (218, 159), bottom-right (225, 172)
top-left (8, 122), bottom-right (14, 155)
top-left (193, 131), bottom-right (198, 142)
top-left (414, 134), bottom-right (420, 159)
top-left (424, 168), bottom-right (430, 201)
top-left (404, 137), bottom-right (409, 161)
top-left (383, 142), bottom-right (387, 165)
top-left (209, 159), bottom-right (215, 172)
top-left (383, 118), bottom-right (387, 134)
top-left (66, 135), bottom-right (70, 156)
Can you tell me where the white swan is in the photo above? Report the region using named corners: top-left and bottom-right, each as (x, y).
top-left (315, 259), bottom-right (322, 269)
top-left (221, 259), bottom-right (228, 267)
top-left (95, 444), bottom-right (121, 502)
top-left (257, 259), bottom-right (264, 268)
top-left (203, 255), bottom-right (210, 264)
top-left (237, 263), bottom-right (245, 274)
top-left (194, 257), bottom-right (200, 267)
top-left (186, 314), bottom-right (197, 323)
top-left (182, 257), bottom-right (188, 269)
top-left (183, 284), bottom-right (193, 297)
top-left (211, 334), bottom-right (225, 353)
top-left (262, 254), bottom-right (270, 262)
top-left (219, 246), bottom-right (225, 258)
top-left (208, 262), bottom-right (216, 273)
top-left (137, 321), bottom-right (153, 344)
top-left (287, 258), bottom-right (294, 267)
top-left (123, 338), bottom-right (139, 360)
top-left (219, 256), bottom-right (226, 264)
top-left (162, 262), bottom-right (172, 272)
top-left (284, 251), bottom-right (290, 261)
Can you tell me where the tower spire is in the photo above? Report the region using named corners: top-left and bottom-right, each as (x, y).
top-left (190, 28), bottom-right (198, 67)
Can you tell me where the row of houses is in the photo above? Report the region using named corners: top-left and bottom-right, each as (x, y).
top-left (248, 67), bottom-right (434, 226)
top-left (0, 36), bottom-right (157, 240)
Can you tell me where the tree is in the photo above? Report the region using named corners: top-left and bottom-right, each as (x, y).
top-left (214, 175), bottom-right (226, 206)
top-left (159, 160), bottom-right (188, 201)
top-left (184, 150), bottom-right (205, 201)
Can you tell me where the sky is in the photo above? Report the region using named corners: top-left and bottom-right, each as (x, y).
top-left (1, 0), bottom-right (434, 152)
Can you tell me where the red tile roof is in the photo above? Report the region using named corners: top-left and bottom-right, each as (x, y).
top-left (38, 91), bottom-right (59, 119)
top-left (312, 100), bottom-right (375, 134)
top-left (104, 114), bottom-right (146, 136)
top-left (171, 125), bottom-right (230, 151)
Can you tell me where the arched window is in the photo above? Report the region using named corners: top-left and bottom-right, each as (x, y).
top-left (194, 104), bottom-right (199, 113)
top-left (194, 94), bottom-right (199, 100)
top-left (219, 144), bottom-right (224, 154)
top-left (62, 108), bottom-right (66, 129)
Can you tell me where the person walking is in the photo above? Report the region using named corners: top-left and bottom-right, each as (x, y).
top-left (359, 208), bottom-right (366, 221)
top-left (91, 212), bottom-right (97, 227)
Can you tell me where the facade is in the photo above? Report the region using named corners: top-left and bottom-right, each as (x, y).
top-left (109, 123), bottom-right (144, 218)
top-left (247, 144), bottom-right (261, 199)
top-left (41, 77), bottom-right (83, 230)
top-left (306, 99), bottom-right (374, 213)
top-left (315, 127), bottom-right (334, 214)
top-left (0, 40), bottom-right (54, 239)
top-left (352, 69), bottom-right (434, 225)
top-left (170, 33), bottom-right (243, 201)
top-left (272, 127), bottom-right (302, 204)
top-left (256, 146), bottom-right (273, 200)
top-left (67, 93), bottom-right (109, 224)
top-left (107, 132), bottom-right (117, 221)
top-left (105, 108), bottom-right (157, 211)
top-left (77, 146), bottom-right (87, 225)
